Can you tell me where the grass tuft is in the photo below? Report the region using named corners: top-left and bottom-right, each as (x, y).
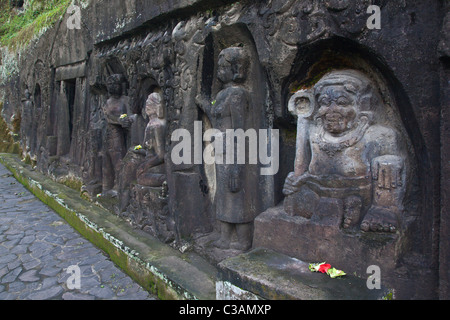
top-left (0, 0), bottom-right (72, 51)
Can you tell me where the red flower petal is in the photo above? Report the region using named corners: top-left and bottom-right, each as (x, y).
top-left (318, 263), bottom-right (331, 273)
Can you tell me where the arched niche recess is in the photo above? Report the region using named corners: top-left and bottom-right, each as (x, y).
top-left (281, 36), bottom-right (429, 255)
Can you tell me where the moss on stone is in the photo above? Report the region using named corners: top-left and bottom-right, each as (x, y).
top-left (58, 175), bottom-right (83, 192)
top-left (0, 102), bottom-right (22, 155)
top-left (0, 153), bottom-right (215, 300)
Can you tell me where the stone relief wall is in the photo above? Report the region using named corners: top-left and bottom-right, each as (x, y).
top-left (1, 0), bottom-right (446, 299)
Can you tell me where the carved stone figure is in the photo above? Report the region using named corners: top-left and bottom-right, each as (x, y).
top-left (135, 92), bottom-right (167, 188)
top-left (283, 69), bottom-right (407, 232)
top-left (197, 46), bottom-right (253, 251)
top-left (118, 92), bottom-right (166, 212)
top-left (20, 88), bottom-right (33, 158)
top-left (119, 92), bottom-right (172, 241)
top-left (102, 74), bottom-right (133, 197)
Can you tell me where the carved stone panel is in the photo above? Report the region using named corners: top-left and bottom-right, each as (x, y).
top-left (254, 69), bottom-right (418, 295)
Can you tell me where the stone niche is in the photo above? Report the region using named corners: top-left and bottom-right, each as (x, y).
top-left (253, 43), bottom-right (421, 298)
top-left (190, 21), bottom-right (273, 263)
top-left (80, 6), bottom-right (279, 260)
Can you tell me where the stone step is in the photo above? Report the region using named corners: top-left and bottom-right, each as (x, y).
top-left (217, 248), bottom-right (390, 300)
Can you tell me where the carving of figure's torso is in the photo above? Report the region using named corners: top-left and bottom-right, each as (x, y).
top-left (284, 69), bottom-right (411, 233)
top-left (211, 86), bottom-right (248, 131)
top-left (143, 119), bottom-right (165, 158)
top-left (308, 123), bottom-right (399, 178)
top-left (103, 96), bottom-right (129, 151)
top-left (104, 96), bottom-right (128, 126)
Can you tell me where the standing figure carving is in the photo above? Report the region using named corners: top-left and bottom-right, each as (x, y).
top-left (283, 70), bottom-right (408, 232)
top-left (197, 46), bottom-right (253, 251)
top-left (21, 88), bottom-right (33, 159)
top-left (102, 74), bottom-right (132, 197)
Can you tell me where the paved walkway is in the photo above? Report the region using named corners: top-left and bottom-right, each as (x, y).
top-left (0, 163), bottom-right (157, 300)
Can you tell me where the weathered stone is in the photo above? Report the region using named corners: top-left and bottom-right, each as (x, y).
top-left (2, 267), bottom-right (22, 284)
top-left (27, 286), bottom-right (64, 300)
top-left (19, 270), bottom-right (40, 282)
top-left (0, 254), bottom-right (17, 265)
top-left (88, 285), bottom-right (115, 299)
top-left (253, 205), bottom-right (402, 291)
top-left (0, 162), bottom-right (156, 300)
top-left (101, 74), bottom-right (132, 196)
top-left (39, 267), bottom-right (61, 277)
top-left (196, 46), bottom-right (255, 252)
top-left (218, 248), bottom-right (389, 300)
top-left (19, 235), bottom-right (35, 245)
top-left (62, 292), bottom-right (95, 300)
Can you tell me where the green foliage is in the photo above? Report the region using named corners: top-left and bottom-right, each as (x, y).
top-left (0, 0), bottom-right (71, 50)
top-left (382, 290), bottom-right (394, 300)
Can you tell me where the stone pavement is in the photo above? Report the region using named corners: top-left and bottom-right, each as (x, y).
top-left (0, 163), bottom-right (157, 300)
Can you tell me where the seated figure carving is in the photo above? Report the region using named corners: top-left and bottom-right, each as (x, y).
top-left (118, 92), bottom-right (167, 211)
top-left (283, 70), bottom-right (407, 233)
top-left (134, 92), bottom-right (167, 188)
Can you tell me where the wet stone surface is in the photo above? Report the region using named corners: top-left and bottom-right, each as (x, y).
top-left (0, 163), bottom-right (157, 300)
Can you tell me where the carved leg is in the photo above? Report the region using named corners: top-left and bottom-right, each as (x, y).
top-left (231, 223), bottom-right (253, 251)
top-left (284, 185), bottom-right (319, 218)
top-left (343, 195), bottom-right (362, 229)
top-left (137, 173), bottom-right (166, 187)
top-left (110, 150), bottom-right (124, 191)
top-left (102, 152), bottom-right (115, 193)
top-left (361, 206), bottom-right (398, 232)
top-left (214, 221), bottom-right (233, 249)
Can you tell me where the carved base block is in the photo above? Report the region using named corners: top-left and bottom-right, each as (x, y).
top-left (253, 204), bottom-right (410, 293)
top-left (284, 191), bottom-right (344, 226)
top-left (127, 184), bottom-right (175, 244)
top-left (46, 135), bottom-right (58, 156)
top-left (81, 183), bottom-right (102, 200)
top-left (169, 172), bottom-right (214, 239)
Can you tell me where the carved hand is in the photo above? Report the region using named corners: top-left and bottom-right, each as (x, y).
top-left (132, 148), bottom-right (147, 156)
top-left (371, 155), bottom-right (404, 190)
top-left (283, 171), bottom-right (303, 196)
top-left (119, 116), bottom-right (133, 129)
top-left (195, 94), bottom-right (206, 111)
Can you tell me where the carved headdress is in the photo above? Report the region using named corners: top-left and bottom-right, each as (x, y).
top-left (314, 69), bottom-right (382, 118)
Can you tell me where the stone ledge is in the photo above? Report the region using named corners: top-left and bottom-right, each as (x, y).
top-left (0, 153), bottom-right (217, 300)
top-left (217, 248), bottom-right (390, 300)
top-left (88, 0), bottom-right (239, 44)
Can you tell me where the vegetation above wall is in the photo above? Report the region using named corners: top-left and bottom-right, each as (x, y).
top-left (0, 0), bottom-right (71, 51)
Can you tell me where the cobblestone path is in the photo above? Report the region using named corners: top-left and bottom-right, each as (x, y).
top-left (0, 163), bottom-right (157, 300)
